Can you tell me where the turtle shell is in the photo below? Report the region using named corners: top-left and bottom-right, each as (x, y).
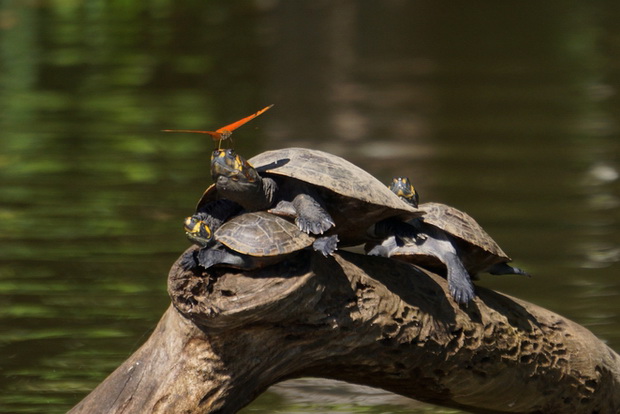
top-left (249, 148), bottom-right (417, 212)
top-left (197, 148), bottom-right (423, 246)
top-left (370, 203), bottom-right (513, 277)
top-left (419, 202), bottom-right (510, 261)
top-left (215, 211), bottom-right (314, 256)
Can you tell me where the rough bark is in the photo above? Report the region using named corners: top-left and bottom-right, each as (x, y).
top-left (69, 246), bottom-right (620, 414)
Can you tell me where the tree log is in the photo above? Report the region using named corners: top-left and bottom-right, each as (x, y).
top-left (69, 246), bottom-right (620, 414)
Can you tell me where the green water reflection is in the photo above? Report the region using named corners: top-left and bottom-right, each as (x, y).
top-left (1, 1), bottom-right (619, 413)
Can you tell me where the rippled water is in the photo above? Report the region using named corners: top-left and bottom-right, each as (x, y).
top-left (1, 2), bottom-right (619, 413)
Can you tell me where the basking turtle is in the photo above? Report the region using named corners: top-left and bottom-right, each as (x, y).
top-left (197, 148), bottom-right (423, 248)
top-left (182, 211), bottom-right (337, 270)
top-left (367, 177), bottom-right (529, 304)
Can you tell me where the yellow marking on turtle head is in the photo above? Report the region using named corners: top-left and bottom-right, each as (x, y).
top-left (389, 177), bottom-right (419, 207)
top-left (183, 216), bottom-right (212, 239)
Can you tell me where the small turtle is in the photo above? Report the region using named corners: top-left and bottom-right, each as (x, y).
top-left (182, 211), bottom-right (338, 270)
top-left (197, 148), bottom-right (423, 250)
top-left (368, 177), bottom-right (529, 304)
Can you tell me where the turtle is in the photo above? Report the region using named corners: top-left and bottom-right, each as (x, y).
top-left (196, 148), bottom-right (423, 249)
top-left (181, 211), bottom-right (338, 270)
top-left (367, 177), bottom-right (529, 304)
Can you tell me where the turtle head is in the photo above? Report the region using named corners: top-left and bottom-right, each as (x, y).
top-left (184, 215), bottom-right (215, 247)
top-left (389, 177), bottom-right (419, 208)
top-left (211, 149), bottom-right (272, 210)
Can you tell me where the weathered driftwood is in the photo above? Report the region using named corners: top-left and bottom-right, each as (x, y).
top-left (69, 246), bottom-right (620, 414)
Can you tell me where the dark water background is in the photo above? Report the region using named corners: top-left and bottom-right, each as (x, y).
top-left (1, 1), bottom-right (619, 413)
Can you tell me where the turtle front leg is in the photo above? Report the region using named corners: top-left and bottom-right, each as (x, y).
top-left (312, 235), bottom-right (339, 256)
top-left (268, 181), bottom-right (333, 235)
top-left (406, 228), bottom-right (476, 304)
top-left (196, 244), bottom-right (258, 270)
top-left (292, 193), bottom-right (335, 234)
top-left (179, 249), bottom-right (200, 271)
top-left (445, 257), bottom-right (476, 304)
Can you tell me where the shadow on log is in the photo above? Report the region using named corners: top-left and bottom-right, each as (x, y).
top-left (69, 246), bottom-right (620, 414)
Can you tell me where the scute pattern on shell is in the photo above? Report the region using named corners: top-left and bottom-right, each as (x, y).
top-left (248, 148), bottom-right (418, 214)
top-left (420, 202), bottom-right (510, 259)
top-left (215, 212), bottom-right (314, 257)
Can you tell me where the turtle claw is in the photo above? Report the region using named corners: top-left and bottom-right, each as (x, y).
top-left (291, 191), bottom-right (335, 235)
top-left (296, 215), bottom-right (335, 235)
top-left (313, 235), bottom-right (339, 256)
top-left (448, 276), bottom-right (476, 304)
top-left (450, 284), bottom-right (476, 305)
top-left (446, 258), bottom-right (476, 304)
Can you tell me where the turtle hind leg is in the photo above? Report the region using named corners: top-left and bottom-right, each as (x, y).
top-left (446, 258), bottom-right (476, 304)
top-left (488, 262), bottom-right (531, 277)
top-left (312, 235), bottom-right (339, 257)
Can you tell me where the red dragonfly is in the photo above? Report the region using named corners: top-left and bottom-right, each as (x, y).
top-left (163, 104), bottom-right (273, 147)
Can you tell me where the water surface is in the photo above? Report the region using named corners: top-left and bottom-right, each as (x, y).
top-left (0, 2), bottom-right (618, 413)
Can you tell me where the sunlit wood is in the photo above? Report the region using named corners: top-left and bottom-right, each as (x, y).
top-left (69, 247), bottom-right (620, 414)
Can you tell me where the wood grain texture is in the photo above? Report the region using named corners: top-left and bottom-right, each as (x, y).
top-left (69, 246), bottom-right (620, 414)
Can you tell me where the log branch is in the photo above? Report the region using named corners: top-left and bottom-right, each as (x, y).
top-left (69, 246), bottom-right (620, 414)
